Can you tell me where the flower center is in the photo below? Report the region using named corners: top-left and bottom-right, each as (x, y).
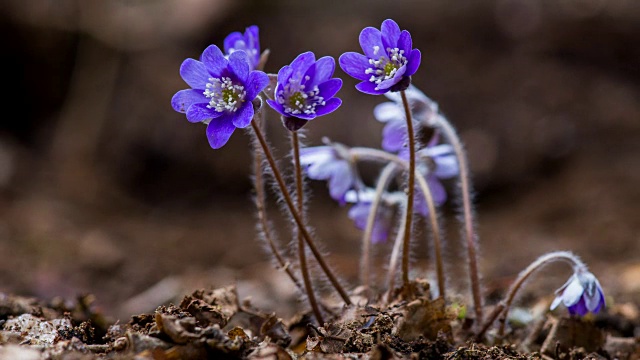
top-left (277, 76), bottom-right (326, 116)
top-left (204, 76), bottom-right (246, 113)
top-left (364, 47), bottom-right (407, 90)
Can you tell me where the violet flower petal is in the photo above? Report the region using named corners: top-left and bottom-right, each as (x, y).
top-left (245, 70), bottom-right (270, 100)
top-left (309, 56), bottom-right (335, 84)
top-left (206, 114), bottom-right (236, 149)
top-left (381, 19), bottom-right (401, 52)
top-left (200, 45), bottom-right (227, 76)
top-left (315, 98), bottom-right (342, 116)
top-left (397, 30), bottom-right (412, 55)
top-left (359, 27), bottom-right (384, 59)
top-left (338, 52), bottom-right (371, 81)
top-left (179, 59), bottom-right (209, 89)
top-left (405, 49), bottom-right (422, 77)
top-left (231, 102), bottom-right (254, 128)
top-left (186, 103), bottom-right (219, 123)
top-left (327, 161), bottom-right (352, 201)
top-left (317, 78), bottom-right (343, 99)
top-left (171, 89), bottom-right (207, 113)
top-left (223, 32), bottom-right (244, 55)
top-left (356, 81), bottom-right (388, 95)
top-left (382, 120), bottom-right (406, 152)
top-left (228, 51), bottom-right (250, 82)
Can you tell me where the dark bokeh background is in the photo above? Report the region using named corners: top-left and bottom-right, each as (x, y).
top-left (0, 0), bottom-right (638, 321)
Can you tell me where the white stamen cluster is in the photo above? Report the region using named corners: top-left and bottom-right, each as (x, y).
top-left (364, 47), bottom-right (407, 90)
top-left (204, 76), bottom-right (246, 113)
top-left (277, 75), bottom-right (327, 116)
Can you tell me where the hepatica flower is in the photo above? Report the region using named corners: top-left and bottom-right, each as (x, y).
top-left (267, 52), bottom-right (342, 130)
top-left (299, 144), bottom-right (357, 203)
top-left (171, 46), bottom-right (269, 149)
top-left (224, 25), bottom-right (260, 70)
top-left (550, 268), bottom-right (605, 316)
top-left (339, 19), bottom-right (421, 95)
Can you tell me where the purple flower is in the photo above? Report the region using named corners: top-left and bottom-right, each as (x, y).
top-left (339, 19), bottom-right (421, 95)
top-left (299, 145), bottom-right (357, 203)
top-left (266, 52), bottom-right (342, 130)
top-left (345, 190), bottom-right (395, 243)
top-left (373, 85), bottom-right (438, 152)
top-left (550, 269), bottom-right (605, 316)
top-left (171, 45), bottom-right (269, 149)
top-left (224, 25), bottom-right (260, 70)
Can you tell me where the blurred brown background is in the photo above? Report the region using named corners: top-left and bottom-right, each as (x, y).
top-left (0, 0), bottom-right (638, 321)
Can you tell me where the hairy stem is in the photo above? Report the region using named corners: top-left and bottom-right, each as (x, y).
top-left (476, 251), bottom-right (586, 339)
top-left (386, 201), bottom-right (408, 303)
top-left (361, 163), bottom-right (398, 298)
top-left (433, 115), bottom-right (483, 324)
top-left (252, 113), bottom-right (304, 293)
top-left (250, 120), bottom-right (352, 305)
top-left (420, 176), bottom-right (446, 299)
top-left (291, 130), bottom-right (324, 324)
top-left (400, 91), bottom-right (416, 287)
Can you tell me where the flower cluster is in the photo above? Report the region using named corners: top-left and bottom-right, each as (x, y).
top-left (170, 20), bottom-right (607, 330)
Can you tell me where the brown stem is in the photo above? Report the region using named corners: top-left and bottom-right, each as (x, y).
top-left (386, 201), bottom-right (408, 304)
top-left (251, 114), bottom-right (304, 296)
top-left (250, 120), bottom-right (352, 305)
top-left (400, 90), bottom-right (416, 287)
top-left (433, 116), bottom-right (483, 324)
top-left (291, 131), bottom-right (324, 324)
top-left (361, 163), bottom-right (397, 298)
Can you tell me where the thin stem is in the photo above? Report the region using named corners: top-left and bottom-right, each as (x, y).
top-left (419, 176), bottom-right (446, 300)
top-left (386, 201), bottom-right (408, 304)
top-left (400, 90), bottom-right (416, 287)
top-left (433, 115), bottom-right (484, 324)
top-left (252, 113), bottom-right (304, 293)
top-left (250, 120), bottom-right (352, 305)
top-left (476, 251), bottom-right (585, 339)
top-left (361, 162), bottom-right (398, 298)
top-left (291, 131), bottom-right (324, 324)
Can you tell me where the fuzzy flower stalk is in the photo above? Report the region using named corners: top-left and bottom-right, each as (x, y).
top-left (340, 19), bottom-right (422, 291)
top-left (171, 44), bottom-right (351, 309)
top-left (267, 51), bottom-right (343, 323)
top-left (224, 26), bottom-right (315, 308)
top-left (476, 251), bottom-right (605, 340)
